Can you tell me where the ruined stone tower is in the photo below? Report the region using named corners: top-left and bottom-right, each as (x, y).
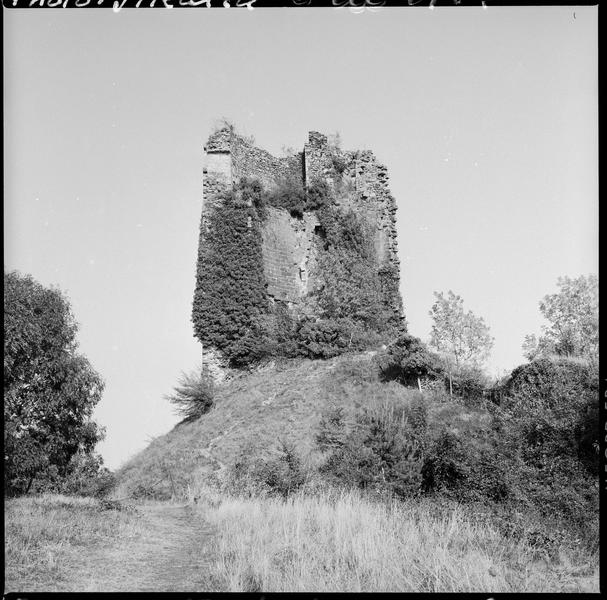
top-left (196, 125), bottom-right (403, 376)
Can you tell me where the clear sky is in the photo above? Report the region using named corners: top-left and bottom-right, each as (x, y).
top-left (4, 5), bottom-right (597, 470)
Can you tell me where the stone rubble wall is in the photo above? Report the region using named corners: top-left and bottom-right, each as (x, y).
top-left (304, 131), bottom-right (335, 188)
top-left (351, 150), bottom-right (400, 270)
top-left (201, 348), bottom-right (231, 383)
top-left (199, 124), bottom-right (402, 329)
top-left (303, 131), bottom-right (400, 274)
top-left (231, 136), bottom-right (303, 191)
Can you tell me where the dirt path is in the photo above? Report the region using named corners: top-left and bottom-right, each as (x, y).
top-left (69, 503), bottom-right (217, 592)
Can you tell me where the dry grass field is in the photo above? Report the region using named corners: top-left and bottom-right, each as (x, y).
top-left (194, 487), bottom-right (599, 593)
top-left (4, 494), bottom-right (143, 591)
top-left (4, 489), bottom-right (598, 593)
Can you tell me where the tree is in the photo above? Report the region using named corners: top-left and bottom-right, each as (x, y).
top-left (4, 270), bottom-right (105, 495)
top-left (428, 291), bottom-right (494, 395)
top-left (522, 274), bottom-right (598, 365)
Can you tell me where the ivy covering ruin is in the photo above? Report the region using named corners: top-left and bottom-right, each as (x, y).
top-left (192, 125), bottom-right (405, 369)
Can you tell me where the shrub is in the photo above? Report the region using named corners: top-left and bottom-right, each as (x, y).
top-left (326, 133), bottom-right (349, 176)
top-left (264, 176), bottom-right (332, 218)
top-left (311, 355), bottom-right (598, 549)
top-left (305, 178), bottom-right (333, 212)
top-left (421, 428), bottom-right (469, 494)
top-left (377, 333), bottom-right (443, 387)
top-left (318, 397), bottom-right (428, 499)
top-left (295, 318), bottom-right (356, 359)
top-left (258, 302), bottom-right (301, 359)
top-left (501, 357), bottom-right (598, 472)
top-left (225, 441), bottom-right (306, 499)
top-left (165, 366), bottom-right (215, 421)
top-left (486, 358), bottom-right (599, 547)
top-left (13, 450), bottom-right (116, 498)
top-left (575, 394), bottom-right (600, 475)
top-left (330, 153), bottom-right (348, 175)
top-left (503, 357), bottom-right (596, 408)
top-left (315, 405), bottom-right (347, 453)
top-left (422, 425), bottom-right (512, 504)
top-left (448, 364), bottom-right (490, 404)
top-left (263, 441), bottom-right (306, 498)
top-left (266, 175), bottom-right (307, 218)
top-left (316, 394), bottom-right (514, 507)
top-left (54, 452), bottom-right (116, 498)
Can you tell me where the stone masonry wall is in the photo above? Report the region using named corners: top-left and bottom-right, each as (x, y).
top-left (261, 208), bottom-right (320, 304)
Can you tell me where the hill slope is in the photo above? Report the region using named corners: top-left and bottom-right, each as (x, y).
top-left (113, 352), bottom-right (490, 500)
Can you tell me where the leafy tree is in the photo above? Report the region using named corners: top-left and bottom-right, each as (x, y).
top-left (522, 274), bottom-right (598, 365)
top-left (4, 270), bottom-right (105, 495)
top-left (429, 291), bottom-right (493, 367)
top-left (428, 291), bottom-right (493, 395)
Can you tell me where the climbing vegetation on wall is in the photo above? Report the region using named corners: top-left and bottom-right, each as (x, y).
top-left (193, 173), bottom-right (403, 367)
top-left (192, 178), bottom-right (270, 368)
top-left (312, 205), bottom-right (403, 336)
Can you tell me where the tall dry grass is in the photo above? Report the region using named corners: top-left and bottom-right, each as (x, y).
top-left (196, 487), bottom-right (598, 593)
top-left (5, 494), bottom-right (142, 592)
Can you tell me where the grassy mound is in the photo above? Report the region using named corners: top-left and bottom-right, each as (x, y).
top-left (113, 353), bottom-right (490, 501)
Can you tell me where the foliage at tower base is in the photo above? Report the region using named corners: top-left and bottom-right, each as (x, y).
top-left (4, 270), bottom-right (107, 496)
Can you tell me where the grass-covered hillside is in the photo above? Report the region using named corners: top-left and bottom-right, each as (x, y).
top-left (111, 350), bottom-right (598, 592)
top-left (113, 352), bottom-right (490, 501)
